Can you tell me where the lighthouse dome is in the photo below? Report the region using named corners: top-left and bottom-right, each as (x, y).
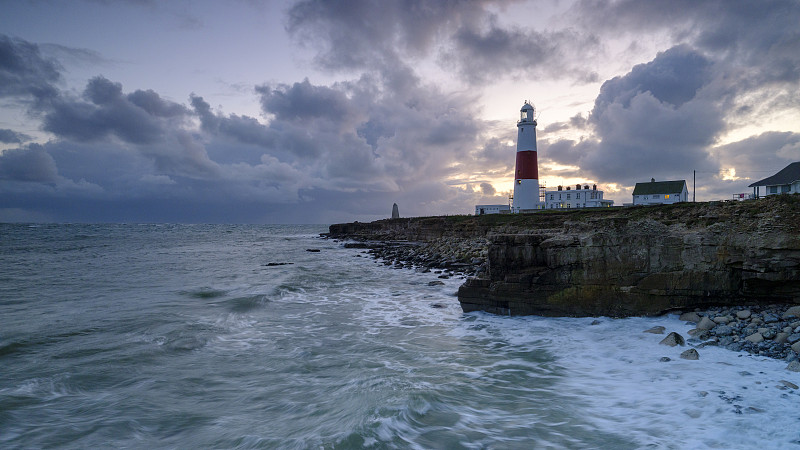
top-left (519, 101), bottom-right (535, 122)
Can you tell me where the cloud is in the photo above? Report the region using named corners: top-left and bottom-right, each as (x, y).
top-left (0, 128), bottom-right (32, 144)
top-left (0, 144), bottom-right (58, 182)
top-left (0, 34), bottom-right (61, 104)
top-left (480, 182), bottom-right (496, 195)
top-left (543, 45), bottom-right (722, 187)
top-left (42, 76), bottom-right (191, 145)
top-left (286, 0), bottom-right (600, 86)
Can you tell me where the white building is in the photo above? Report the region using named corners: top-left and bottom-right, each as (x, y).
top-left (475, 204), bottom-right (511, 215)
top-left (545, 184), bottom-right (614, 209)
top-left (748, 162), bottom-right (800, 197)
top-left (632, 179), bottom-right (688, 205)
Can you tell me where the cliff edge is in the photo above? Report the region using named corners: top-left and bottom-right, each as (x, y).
top-left (329, 195), bottom-right (800, 317)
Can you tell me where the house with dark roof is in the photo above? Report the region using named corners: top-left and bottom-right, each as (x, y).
top-left (748, 162), bottom-right (800, 198)
top-left (632, 179), bottom-right (688, 205)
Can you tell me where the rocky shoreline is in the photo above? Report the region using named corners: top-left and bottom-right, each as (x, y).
top-left (651, 305), bottom-right (800, 371)
top-left (326, 232), bottom-right (800, 371)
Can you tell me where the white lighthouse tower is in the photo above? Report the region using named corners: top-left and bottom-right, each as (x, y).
top-left (512, 101), bottom-right (541, 212)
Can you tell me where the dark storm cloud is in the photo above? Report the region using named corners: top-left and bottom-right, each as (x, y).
top-left (0, 128), bottom-right (31, 144)
top-left (42, 76), bottom-right (187, 144)
top-left (286, 0), bottom-right (599, 85)
top-left (448, 18), bottom-right (600, 84)
top-left (545, 45), bottom-right (722, 185)
top-left (0, 144), bottom-right (59, 182)
top-left (257, 79), bottom-right (356, 124)
top-left (575, 0), bottom-right (800, 89)
top-left (286, 0), bottom-right (493, 71)
top-left (0, 34), bottom-right (61, 103)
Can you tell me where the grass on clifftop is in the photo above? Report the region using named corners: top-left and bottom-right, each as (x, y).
top-left (374, 194), bottom-right (800, 233)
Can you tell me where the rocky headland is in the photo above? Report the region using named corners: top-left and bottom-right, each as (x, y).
top-left (326, 195), bottom-right (800, 366)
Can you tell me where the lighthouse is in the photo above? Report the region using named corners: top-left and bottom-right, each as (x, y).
top-left (512, 101), bottom-right (540, 212)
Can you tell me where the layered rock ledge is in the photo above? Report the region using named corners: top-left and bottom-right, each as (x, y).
top-left (327, 195), bottom-right (800, 317)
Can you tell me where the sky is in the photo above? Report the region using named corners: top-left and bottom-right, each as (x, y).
top-left (0, 0), bottom-right (798, 224)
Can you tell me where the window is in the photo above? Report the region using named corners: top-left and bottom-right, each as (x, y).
top-left (770, 186), bottom-right (778, 194)
top-left (549, 194), bottom-right (554, 200)
top-left (782, 185), bottom-right (790, 193)
top-left (567, 194), bottom-right (571, 200)
top-left (665, 194), bottom-right (670, 199)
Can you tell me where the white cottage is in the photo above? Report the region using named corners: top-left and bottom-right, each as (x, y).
top-left (748, 162), bottom-right (800, 198)
top-left (632, 179), bottom-right (688, 205)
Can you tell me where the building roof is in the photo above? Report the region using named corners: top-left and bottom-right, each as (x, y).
top-left (632, 180), bottom-right (687, 196)
top-left (748, 162), bottom-right (800, 187)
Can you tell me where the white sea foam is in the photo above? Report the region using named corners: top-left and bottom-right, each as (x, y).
top-left (453, 313), bottom-right (800, 449)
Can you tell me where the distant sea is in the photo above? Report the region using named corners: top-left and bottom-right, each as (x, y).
top-left (1, 223), bottom-right (798, 449)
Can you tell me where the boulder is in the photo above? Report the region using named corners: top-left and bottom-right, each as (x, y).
top-left (792, 341), bottom-right (800, 353)
top-left (644, 326), bottom-right (666, 334)
top-left (680, 349), bottom-right (700, 360)
top-left (680, 312), bottom-right (701, 323)
top-left (775, 332), bottom-right (790, 344)
top-left (783, 306), bottom-right (800, 319)
top-left (736, 309), bottom-right (752, 319)
top-left (787, 361), bottom-right (800, 372)
top-left (745, 332), bottom-right (764, 343)
top-left (660, 332), bottom-right (685, 347)
top-left (696, 317), bottom-right (717, 331)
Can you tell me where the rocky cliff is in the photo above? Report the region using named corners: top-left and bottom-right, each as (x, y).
top-left (329, 195), bottom-right (800, 317)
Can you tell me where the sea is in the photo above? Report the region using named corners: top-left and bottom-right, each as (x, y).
top-left (1, 223), bottom-right (798, 449)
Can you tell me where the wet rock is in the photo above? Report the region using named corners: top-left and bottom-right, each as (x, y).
top-left (427, 280), bottom-right (445, 286)
top-left (784, 306), bottom-right (800, 319)
top-left (713, 316), bottom-right (733, 324)
top-left (775, 333), bottom-right (790, 344)
top-left (644, 326), bottom-right (666, 334)
top-left (306, 248), bottom-right (321, 252)
top-left (792, 341), bottom-right (800, 353)
top-left (761, 328), bottom-right (778, 340)
top-left (788, 334), bottom-right (800, 344)
top-left (680, 349), bottom-right (700, 360)
top-left (660, 357), bottom-right (671, 362)
top-left (780, 380), bottom-right (799, 389)
top-left (590, 320), bottom-right (602, 325)
top-left (697, 317), bottom-right (716, 331)
top-left (745, 332), bottom-right (764, 344)
top-left (736, 309), bottom-right (752, 319)
top-left (786, 361), bottom-right (800, 372)
top-left (680, 312), bottom-right (701, 323)
top-left (660, 332), bottom-right (685, 347)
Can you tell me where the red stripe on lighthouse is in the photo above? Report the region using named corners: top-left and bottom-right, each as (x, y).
top-left (515, 151), bottom-right (538, 179)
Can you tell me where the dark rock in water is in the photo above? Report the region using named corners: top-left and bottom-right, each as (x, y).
top-left (786, 360), bottom-right (800, 372)
top-left (590, 320), bottom-right (602, 325)
top-left (438, 275), bottom-right (450, 279)
top-left (659, 332), bottom-right (685, 347)
top-left (680, 348), bottom-right (700, 360)
top-left (679, 312), bottom-right (702, 323)
top-left (660, 357), bottom-right (671, 362)
top-left (430, 303), bottom-right (445, 309)
top-left (428, 280), bottom-right (445, 286)
top-left (265, 262), bottom-right (293, 266)
top-left (306, 248), bottom-right (321, 252)
top-left (644, 326), bottom-right (666, 334)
